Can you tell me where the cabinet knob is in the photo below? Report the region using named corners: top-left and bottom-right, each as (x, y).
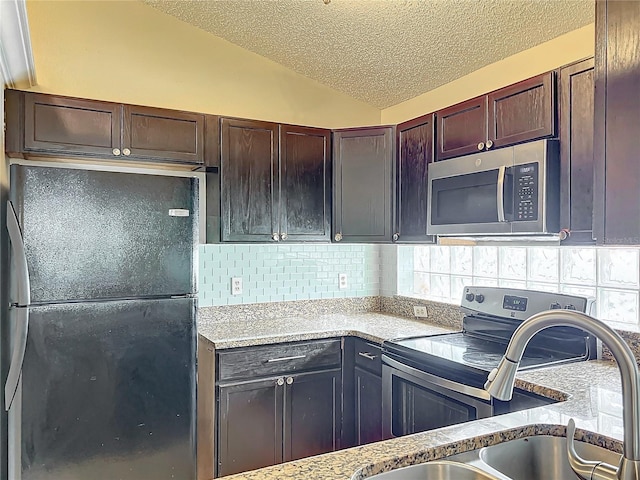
top-left (280, 232), bottom-right (288, 241)
top-left (485, 140), bottom-right (494, 150)
top-left (276, 378), bottom-right (284, 386)
top-left (392, 233), bottom-right (399, 242)
top-left (286, 377), bottom-right (294, 385)
top-left (112, 148), bottom-right (121, 156)
top-left (559, 228), bottom-right (570, 241)
top-left (272, 232), bottom-right (280, 242)
top-left (123, 148), bottom-right (131, 156)
top-left (477, 142), bottom-right (485, 151)
top-left (334, 233), bottom-right (342, 242)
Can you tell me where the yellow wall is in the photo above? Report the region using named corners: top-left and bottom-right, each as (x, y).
top-left (381, 24), bottom-right (595, 125)
top-left (26, 0), bottom-right (595, 129)
top-left (25, 0), bottom-right (380, 129)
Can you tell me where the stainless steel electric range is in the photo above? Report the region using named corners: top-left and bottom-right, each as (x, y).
top-left (382, 286), bottom-right (598, 439)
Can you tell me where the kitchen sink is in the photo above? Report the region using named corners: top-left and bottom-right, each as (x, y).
top-left (477, 435), bottom-right (622, 480)
top-left (358, 435), bottom-right (622, 480)
top-left (364, 460), bottom-right (503, 480)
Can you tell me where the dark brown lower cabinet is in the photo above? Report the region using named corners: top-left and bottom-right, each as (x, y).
top-left (285, 369), bottom-right (342, 461)
top-left (354, 366), bottom-right (383, 445)
top-left (217, 368), bottom-right (341, 477)
top-left (217, 378), bottom-right (282, 477)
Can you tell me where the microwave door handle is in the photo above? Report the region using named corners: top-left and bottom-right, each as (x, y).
top-left (497, 165), bottom-right (506, 223)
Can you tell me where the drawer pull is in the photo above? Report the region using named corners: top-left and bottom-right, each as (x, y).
top-left (358, 352), bottom-right (377, 361)
top-left (266, 354), bottom-right (307, 363)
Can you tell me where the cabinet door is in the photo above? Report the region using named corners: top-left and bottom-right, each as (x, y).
top-left (284, 369), bottom-right (341, 462)
top-left (354, 366), bottom-right (383, 446)
top-left (122, 105), bottom-right (204, 164)
top-left (436, 96), bottom-right (487, 160)
top-left (21, 92), bottom-right (121, 157)
top-left (395, 113), bottom-right (435, 243)
top-left (559, 58), bottom-right (595, 244)
top-left (333, 127), bottom-right (394, 243)
top-left (217, 378), bottom-right (283, 477)
top-left (593, 0), bottom-right (640, 244)
top-left (221, 118), bottom-right (279, 242)
top-left (280, 125), bottom-right (331, 242)
top-left (488, 72), bottom-right (555, 149)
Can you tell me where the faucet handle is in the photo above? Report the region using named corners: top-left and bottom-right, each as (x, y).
top-left (566, 419), bottom-right (618, 480)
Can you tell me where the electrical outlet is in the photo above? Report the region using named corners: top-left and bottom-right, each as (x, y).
top-left (338, 273), bottom-right (348, 290)
top-left (231, 277), bottom-right (243, 295)
top-left (413, 305), bottom-right (428, 317)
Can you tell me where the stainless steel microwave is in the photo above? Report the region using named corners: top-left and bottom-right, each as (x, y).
top-left (427, 139), bottom-right (560, 236)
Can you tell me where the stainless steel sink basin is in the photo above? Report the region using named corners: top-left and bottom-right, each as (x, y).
top-left (358, 435), bottom-right (622, 480)
top-left (478, 435), bottom-right (622, 480)
top-left (365, 461), bottom-right (502, 480)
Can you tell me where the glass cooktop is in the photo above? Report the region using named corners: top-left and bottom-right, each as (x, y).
top-left (385, 331), bottom-right (587, 373)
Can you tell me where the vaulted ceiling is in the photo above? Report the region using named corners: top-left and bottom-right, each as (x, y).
top-left (143, 0), bottom-right (594, 109)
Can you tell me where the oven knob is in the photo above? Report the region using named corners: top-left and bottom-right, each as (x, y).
top-left (550, 302), bottom-right (562, 309)
top-left (565, 304), bottom-right (577, 310)
top-left (465, 293), bottom-right (475, 302)
top-left (475, 294), bottom-right (485, 303)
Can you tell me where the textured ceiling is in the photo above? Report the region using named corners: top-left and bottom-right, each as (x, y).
top-left (142, 0), bottom-right (594, 109)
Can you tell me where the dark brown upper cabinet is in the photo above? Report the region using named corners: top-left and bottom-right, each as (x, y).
top-left (122, 105), bottom-right (204, 164)
top-left (5, 90), bottom-right (211, 166)
top-left (593, 0), bottom-right (640, 245)
top-left (6, 91), bottom-right (121, 158)
top-left (436, 72), bottom-right (555, 161)
top-left (394, 113), bottom-right (435, 243)
top-left (220, 118), bottom-right (331, 243)
top-left (436, 96), bottom-right (487, 160)
top-left (280, 125), bottom-right (331, 242)
top-left (333, 127), bottom-right (395, 243)
top-left (559, 58), bottom-right (595, 245)
top-left (221, 118), bottom-right (279, 242)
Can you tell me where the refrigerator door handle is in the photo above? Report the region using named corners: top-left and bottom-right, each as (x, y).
top-left (5, 306), bottom-right (29, 411)
top-left (6, 201), bottom-right (31, 306)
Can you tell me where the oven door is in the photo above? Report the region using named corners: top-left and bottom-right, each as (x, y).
top-left (427, 147), bottom-right (514, 236)
top-left (382, 355), bottom-right (493, 439)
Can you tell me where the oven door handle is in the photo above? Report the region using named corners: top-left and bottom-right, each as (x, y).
top-left (497, 165), bottom-right (506, 223)
top-left (382, 355), bottom-right (492, 401)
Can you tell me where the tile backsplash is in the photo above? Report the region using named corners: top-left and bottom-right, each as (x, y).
top-left (198, 242), bottom-right (640, 329)
top-left (199, 244), bottom-right (380, 307)
top-left (406, 245), bottom-right (640, 328)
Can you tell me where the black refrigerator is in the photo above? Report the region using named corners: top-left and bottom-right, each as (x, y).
top-left (4, 164), bottom-right (198, 480)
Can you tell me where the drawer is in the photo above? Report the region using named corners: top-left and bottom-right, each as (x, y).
top-left (354, 338), bottom-right (382, 375)
top-left (217, 339), bottom-right (342, 382)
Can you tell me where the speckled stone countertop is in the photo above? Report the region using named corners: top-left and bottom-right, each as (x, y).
top-left (198, 312), bottom-right (456, 349)
top-left (222, 359), bottom-right (623, 480)
top-left (199, 310), bottom-right (626, 480)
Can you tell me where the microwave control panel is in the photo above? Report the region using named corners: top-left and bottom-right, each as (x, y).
top-left (515, 163), bottom-right (538, 221)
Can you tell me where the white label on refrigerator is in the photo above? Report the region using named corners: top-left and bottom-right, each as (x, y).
top-left (169, 209), bottom-right (190, 217)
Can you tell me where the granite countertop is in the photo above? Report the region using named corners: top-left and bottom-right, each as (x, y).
top-left (198, 312), bottom-right (625, 480)
top-left (197, 312), bottom-right (457, 349)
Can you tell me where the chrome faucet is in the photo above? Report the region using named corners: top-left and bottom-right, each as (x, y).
top-left (484, 310), bottom-right (640, 480)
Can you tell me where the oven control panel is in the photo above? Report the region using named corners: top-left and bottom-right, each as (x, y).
top-left (514, 163), bottom-right (538, 222)
top-left (503, 295), bottom-right (528, 312)
top-left (461, 286), bottom-right (595, 321)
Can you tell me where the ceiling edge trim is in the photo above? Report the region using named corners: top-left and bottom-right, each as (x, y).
top-left (0, 0), bottom-right (37, 88)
